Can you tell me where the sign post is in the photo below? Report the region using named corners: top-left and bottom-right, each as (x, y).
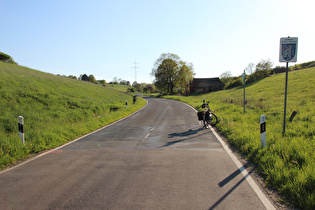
top-left (279, 37), bottom-right (298, 135)
top-left (18, 116), bottom-right (24, 144)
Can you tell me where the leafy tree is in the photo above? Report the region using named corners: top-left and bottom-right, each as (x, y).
top-left (81, 74), bottom-right (89, 81)
top-left (255, 59), bottom-right (273, 72)
top-left (151, 53), bottom-right (194, 94)
top-left (88, 75), bottom-right (97, 84)
top-left (119, 80), bottom-right (127, 85)
top-left (99, 80), bottom-right (106, 86)
top-left (176, 61), bottom-right (195, 93)
top-left (143, 84), bottom-right (156, 93)
top-left (68, 75), bottom-right (77, 79)
top-left (220, 71), bottom-right (232, 85)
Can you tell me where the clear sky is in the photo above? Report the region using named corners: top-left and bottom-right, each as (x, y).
top-left (1, 0), bottom-right (314, 84)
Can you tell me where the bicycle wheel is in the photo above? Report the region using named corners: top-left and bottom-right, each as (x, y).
top-left (209, 113), bottom-right (218, 126)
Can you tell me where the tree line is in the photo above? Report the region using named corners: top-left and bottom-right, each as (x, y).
top-left (219, 59), bottom-right (315, 90)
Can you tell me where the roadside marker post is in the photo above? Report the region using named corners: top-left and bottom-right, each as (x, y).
top-left (260, 115), bottom-right (266, 148)
top-left (279, 36), bottom-right (298, 135)
top-left (242, 70), bottom-right (246, 114)
top-left (18, 116), bottom-right (24, 144)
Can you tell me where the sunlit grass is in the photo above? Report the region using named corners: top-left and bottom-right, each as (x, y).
top-left (0, 62), bottom-right (146, 169)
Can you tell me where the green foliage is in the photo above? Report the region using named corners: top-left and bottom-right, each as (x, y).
top-left (160, 67), bottom-right (315, 209)
top-left (0, 52), bottom-right (18, 64)
top-left (152, 53), bottom-right (195, 94)
top-left (291, 60), bottom-right (315, 70)
top-left (219, 71), bottom-right (232, 85)
top-left (225, 77), bottom-right (243, 89)
top-left (255, 59), bottom-right (273, 72)
top-left (0, 62), bottom-right (146, 170)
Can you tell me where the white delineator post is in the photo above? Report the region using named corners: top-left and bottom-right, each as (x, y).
top-left (260, 115), bottom-right (266, 148)
top-left (18, 116), bottom-right (24, 144)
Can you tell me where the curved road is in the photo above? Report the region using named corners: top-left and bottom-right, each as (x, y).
top-left (0, 97), bottom-right (275, 209)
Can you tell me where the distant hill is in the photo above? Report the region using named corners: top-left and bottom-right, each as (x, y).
top-left (0, 61), bottom-right (146, 169)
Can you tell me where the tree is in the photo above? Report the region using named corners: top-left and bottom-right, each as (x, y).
top-left (151, 53), bottom-right (194, 94)
top-left (245, 63), bottom-right (254, 75)
top-left (88, 75), bottom-right (97, 84)
top-left (99, 80), bottom-right (106, 86)
top-left (81, 74), bottom-right (89, 81)
top-left (255, 59), bottom-right (273, 72)
top-left (220, 71), bottom-right (232, 85)
top-left (68, 75), bottom-right (77, 79)
top-left (176, 61), bottom-right (195, 93)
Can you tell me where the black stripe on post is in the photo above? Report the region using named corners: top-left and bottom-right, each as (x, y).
top-left (18, 123), bottom-right (24, 133)
top-left (260, 122), bottom-right (266, 133)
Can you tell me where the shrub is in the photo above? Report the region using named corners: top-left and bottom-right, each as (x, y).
top-left (0, 52), bottom-right (18, 64)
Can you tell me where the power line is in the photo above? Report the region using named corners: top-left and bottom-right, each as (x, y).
top-left (132, 60), bottom-right (139, 83)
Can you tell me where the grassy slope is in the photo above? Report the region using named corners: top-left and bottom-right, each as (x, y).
top-left (163, 68), bottom-right (315, 209)
top-left (0, 62), bottom-right (146, 169)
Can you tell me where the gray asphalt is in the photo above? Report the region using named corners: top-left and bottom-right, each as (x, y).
top-left (0, 97), bottom-right (273, 209)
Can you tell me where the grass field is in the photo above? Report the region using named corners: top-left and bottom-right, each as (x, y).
top-left (162, 67), bottom-right (315, 209)
top-left (0, 62), bottom-right (146, 170)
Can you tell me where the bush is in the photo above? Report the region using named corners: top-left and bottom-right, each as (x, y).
top-left (246, 70), bottom-right (270, 84)
top-left (226, 77), bottom-right (243, 89)
top-left (0, 52), bottom-right (18, 64)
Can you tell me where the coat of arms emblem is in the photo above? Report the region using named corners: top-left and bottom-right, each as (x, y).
top-left (281, 44), bottom-right (296, 61)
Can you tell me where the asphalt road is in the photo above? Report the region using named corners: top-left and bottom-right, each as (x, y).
top-left (0, 97), bottom-right (275, 209)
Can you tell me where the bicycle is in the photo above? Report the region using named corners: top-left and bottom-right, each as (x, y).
top-left (197, 100), bottom-right (218, 129)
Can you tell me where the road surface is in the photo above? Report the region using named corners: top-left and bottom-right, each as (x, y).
top-left (0, 97), bottom-right (275, 209)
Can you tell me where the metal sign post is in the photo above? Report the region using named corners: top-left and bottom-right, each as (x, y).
top-left (279, 37), bottom-right (298, 135)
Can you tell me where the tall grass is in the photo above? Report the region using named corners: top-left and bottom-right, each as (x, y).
top-left (0, 62), bottom-right (146, 169)
top-left (163, 68), bottom-right (315, 209)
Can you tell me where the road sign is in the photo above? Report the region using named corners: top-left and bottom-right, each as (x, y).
top-left (279, 37), bottom-right (298, 62)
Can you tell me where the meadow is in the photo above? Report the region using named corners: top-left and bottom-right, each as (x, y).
top-left (0, 62), bottom-right (146, 170)
top-left (162, 67), bottom-right (315, 209)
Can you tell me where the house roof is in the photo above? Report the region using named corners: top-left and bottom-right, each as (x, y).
top-left (191, 77), bottom-right (224, 86)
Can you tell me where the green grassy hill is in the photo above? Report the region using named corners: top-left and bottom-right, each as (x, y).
top-left (0, 62), bottom-right (146, 169)
top-left (163, 67), bottom-right (315, 209)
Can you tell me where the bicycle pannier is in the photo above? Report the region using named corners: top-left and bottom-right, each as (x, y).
top-left (197, 112), bottom-right (203, 121)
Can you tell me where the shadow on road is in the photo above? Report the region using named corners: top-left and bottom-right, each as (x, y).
top-left (208, 164), bottom-right (253, 210)
top-left (158, 127), bottom-right (207, 148)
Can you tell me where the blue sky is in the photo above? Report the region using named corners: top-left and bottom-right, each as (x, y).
top-left (1, 0), bottom-right (314, 84)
